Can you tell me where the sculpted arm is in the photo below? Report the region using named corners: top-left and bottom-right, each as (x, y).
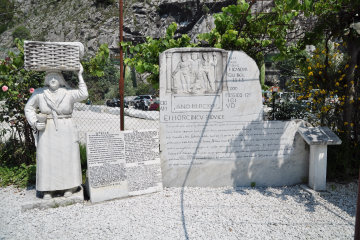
top-left (24, 90), bottom-right (43, 130)
top-left (71, 63), bottom-right (89, 102)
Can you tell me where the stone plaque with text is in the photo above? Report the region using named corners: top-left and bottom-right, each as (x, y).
top-left (159, 48), bottom-right (309, 187)
top-left (86, 130), bottom-right (162, 203)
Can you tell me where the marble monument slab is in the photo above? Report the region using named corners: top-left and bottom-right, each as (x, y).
top-left (159, 48), bottom-right (309, 187)
top-left (86, 130), bottom-right (162, 203)
top-left (298, 127), bottom-right (342, 145)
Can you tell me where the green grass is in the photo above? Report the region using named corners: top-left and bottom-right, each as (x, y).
top-left (0, 164), bottom-right (36, 188)
top-left (0, 143), bottom-right (88, 188)
top-left (79, 143), bottom-right (88, 184)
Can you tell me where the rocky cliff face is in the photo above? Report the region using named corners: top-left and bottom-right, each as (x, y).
top-left (0, 0), bottom-right (238, 57)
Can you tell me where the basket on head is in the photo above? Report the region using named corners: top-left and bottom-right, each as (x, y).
top-left (24, 41), bottom-right (84, 72)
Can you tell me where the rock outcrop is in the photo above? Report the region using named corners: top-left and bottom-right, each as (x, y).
top-left (0, 0), bottom-right (238, 57)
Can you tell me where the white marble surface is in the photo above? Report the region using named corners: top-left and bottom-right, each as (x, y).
top-left (159, 49), bottom-right (309, 187)
top-left (298, 126), bottom-right (342, 145)
top-left (86, 130), bottom-right (162, 203)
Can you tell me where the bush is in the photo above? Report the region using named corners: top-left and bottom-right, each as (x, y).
top-left (288, 42), bottom-right (360, 180)
top-left (0, 39), bottom-right (44, 168)
top-left (79, 143), bottom-right (87, 184)
top-left (0, 0), bottom-right (14, 35)
top-left (268, 99), bottom-right (310, 121)
top-left (0, 163), bottom-right (36, 187)
top-left (12, 26), bottom-right (31, 40)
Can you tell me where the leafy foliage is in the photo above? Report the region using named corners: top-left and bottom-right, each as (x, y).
top-left (64, 44), bottom-right (126, 104)
top-left (288, 41), bottom-right (360, 179)
top-left (0, 163), bottom-right (36, 187)
top-left (83, 44), bottom-right (110, 77)
top-left (79, 143), bottom-right (87, 183)
top-left (0, 39), bottom-right (44, 167)
top-left (0, 0), bottom-right (14, 35)
top-left (268, 97), bottom-right (310, 121)
top-left (123, 23), bottom-right (197, 89)
top-left (12, 26), bottom-right (31, 41)
top-left (198, 0), bottom-right (307, 65)
top-left (281, 0), bottom-right (360, 179)
top-left (0, 39), bottom-right (42, 187)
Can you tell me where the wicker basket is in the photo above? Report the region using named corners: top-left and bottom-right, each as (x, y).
top-left (24, 41), bottom-right (84, 71)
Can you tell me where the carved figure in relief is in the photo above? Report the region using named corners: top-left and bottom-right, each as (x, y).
top-left (24, 65), bottom-right (88, 199)
top-left (171, 53), bottom-right (192, 93)
top-left (189, 52), bottom-right (201, 93)
top-left (200, 52), bottom-right (217, 93)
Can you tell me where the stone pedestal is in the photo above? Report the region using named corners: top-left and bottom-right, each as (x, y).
top-left (308, 144), bottom-right (327, 191)
top-left (21, 186), bottom-right (84, 211)
top-left (297, 126), bottom-right (342, 191)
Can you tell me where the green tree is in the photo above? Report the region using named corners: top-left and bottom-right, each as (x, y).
top-left (123, 23), bottom-right (197, 89)
top-left (289, 0), bottom-right (360, 178)
top-left (297, 0), bottom-right (360, 143)
top-left (198, 0), bottom-right (308, 85)
top-left (64, 44), bottom-right (121, 104)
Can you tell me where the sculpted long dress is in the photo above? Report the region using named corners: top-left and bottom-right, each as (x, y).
top-left (25, 82), bottom-right (88, 191)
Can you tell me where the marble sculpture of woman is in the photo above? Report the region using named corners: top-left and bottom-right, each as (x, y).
top-left (25, 65), bottom-right (88, 199)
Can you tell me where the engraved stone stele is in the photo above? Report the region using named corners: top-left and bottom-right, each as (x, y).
top-left (86, 130), bottom-right (162, 203)
top-left (159, 48), bottom-right (310, 187)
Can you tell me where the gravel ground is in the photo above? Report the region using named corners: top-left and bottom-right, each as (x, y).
top-left (0, 182), bottom-right (357, 240)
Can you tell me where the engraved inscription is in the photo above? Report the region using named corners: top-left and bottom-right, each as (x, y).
top-left (164, 122), bottom-right (296, 166)
top-left (87, 130), bottom-right (162, 194)
top-left (87, 132), bottom-right (126, 188)
top-left (87, 132), bottom-right (125, 165)
top-left (89, 163), bottom-right (126, 188)
top-left (172, 95), bottom-right (222, 112)
top-left (124, 130), bottom-right (159, 163)
top-left (127, 164), bottom-right (162, 192)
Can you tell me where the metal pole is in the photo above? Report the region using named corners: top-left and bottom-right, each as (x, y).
top-left (354, 169), bottom-right (360, 239)
top-left (119, 0), bottom-right (124, 131)
top-left (272, 91), bottom-right (275, 120)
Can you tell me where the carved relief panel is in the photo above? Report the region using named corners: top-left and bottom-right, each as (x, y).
top-left (164, 49), bottom-right (228, 95)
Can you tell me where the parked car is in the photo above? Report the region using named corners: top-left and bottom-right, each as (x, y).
top-left (106, 98), bottom-right (117, 107)
top-left (137, 99), bottom-right (150, 110)
top-left (149, 100), bottom-right (160, 111)
top-left (132, 95), bottom-right (154, 109)
top-left (106, 98), bottom-right (129, 108)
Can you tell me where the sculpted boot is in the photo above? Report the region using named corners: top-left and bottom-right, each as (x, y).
top-left (43, 192), bottom-right (52, 200)
top-left (64, 187), bottom-right (78, 197)
top-left (64, 191), bottom-right (72, 198)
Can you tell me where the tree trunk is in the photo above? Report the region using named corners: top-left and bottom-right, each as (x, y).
top-left (343, 37), bottom-right (360, 141)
